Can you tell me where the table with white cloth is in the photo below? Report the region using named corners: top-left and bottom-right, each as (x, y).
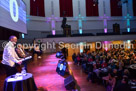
top-left (3, 73), bottom-right (37, 91)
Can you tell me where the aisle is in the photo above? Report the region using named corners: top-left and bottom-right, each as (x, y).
top-left (28, 54), bottom-right (66, 91)
top-left (68, 61), bottom-right (106, 91)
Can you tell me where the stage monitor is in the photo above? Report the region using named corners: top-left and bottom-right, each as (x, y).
top-left (56, 60), bottom-right (67, 76)
top-left (0, 0), bottom-right (27, 33)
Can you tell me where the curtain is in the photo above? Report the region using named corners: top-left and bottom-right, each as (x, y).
top-left (110, 0), bottom-right (122, 16)
top-left (30, 0), bottom-right (37, 16)
top-left (133, 0), bottom-right (136, 16)
top-left (86, 0), bottom-right (99, 16)
top-left (30, 0), bottom-right (45, 17)
top-left (59, 0), bottom-right (73, 17)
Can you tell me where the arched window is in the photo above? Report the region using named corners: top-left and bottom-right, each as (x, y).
top-left (86, 0), bottom-right (99, 16)
top-left (110, 0), bottom-right (122, 16)
top-left (30, 0), bottom-right (45, 17)
top-left (133, 0), bottom-right (136, 16)
top-left (59, 0), bottom-right (73, 17)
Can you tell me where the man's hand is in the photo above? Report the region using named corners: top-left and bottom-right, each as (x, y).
top-left (17, 61), bottom-right (22, 65)
top-left (17, 60), bottom-right (22, 65)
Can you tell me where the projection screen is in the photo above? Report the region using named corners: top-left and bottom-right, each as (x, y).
top-left (0, 0), bottom-right (27, 33)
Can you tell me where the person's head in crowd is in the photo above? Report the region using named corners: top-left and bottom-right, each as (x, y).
top-left (73, 53), bottom-right (76, 55)
top-left (121, 77), bottom-right (128, 84)
top-left (36, 45), bottom-right (39, 47)
top-left (113, 69), bottom-right (117, 74)
top-left (93, 63), bottom-right (97, 69)
top-left (84, 57), bottom-right (87, 61)
top-left (77, 52), bottom-right (80, 56)
top-left (9, 35), bottom-right (17, 45)
top-left (18, 43), bottom-right (23, 48)
top-left (118, 66), bottom-right (123, 71)
top-left (123, 69), bottom-right (129, 77)
top-left (109, 73), bottom-right (115, 79)
top-left (100, 57), bottom-right (103, 61)
top-left (107, 66), bottom-right (112, 73)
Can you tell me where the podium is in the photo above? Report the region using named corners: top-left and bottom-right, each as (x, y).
top-left (113, 23), bottom-right (120, 34)
top-left (63, 25), bottom-right (71, 37)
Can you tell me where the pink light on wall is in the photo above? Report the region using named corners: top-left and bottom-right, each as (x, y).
top-left (51, 20), bottom-right (55, 29)
top-left (105, 47), bottom-right (108, 51)
top-left (102, 41), bottom-right (111, 51)
top-left (100, 14), bottom-right (110, 33)
top-left (104, 28), bottom-right (107, 33)
top-left (52, 30), bottom-right (56, 35)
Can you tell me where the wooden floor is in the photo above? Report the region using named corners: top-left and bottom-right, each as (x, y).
top-left (0, 54), bottom-right (105, 91)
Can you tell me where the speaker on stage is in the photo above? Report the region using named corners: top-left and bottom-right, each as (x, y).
top-left (61, 17), bottom-right (67, 29)
top-left (56, 60), bottom-right (68, 76)
top-left (64, 75), bottom-right (75, 90)
top-left (113, 23), bottom-right (120, 34)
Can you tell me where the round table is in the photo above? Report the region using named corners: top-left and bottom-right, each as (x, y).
top-left (3, 73), bottom-right (37, 91)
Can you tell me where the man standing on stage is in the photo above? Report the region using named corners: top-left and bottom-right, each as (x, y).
top-left (2, 36), bottom-right (22, 77)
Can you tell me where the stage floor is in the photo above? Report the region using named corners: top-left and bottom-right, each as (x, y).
top-left (0, 54), bottom-right (105, 91)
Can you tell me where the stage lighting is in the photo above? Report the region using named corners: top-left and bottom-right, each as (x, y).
top-left (56, 51), bottom-right (63, 58)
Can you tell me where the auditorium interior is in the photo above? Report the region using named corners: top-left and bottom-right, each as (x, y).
top-left (1, 0), bottom-right (136, 91)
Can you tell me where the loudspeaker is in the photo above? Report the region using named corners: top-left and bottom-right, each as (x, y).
top-left (64, 75), bottom-right (75, 90)
top-left (113, 23), bottom-right (120, 33)
top-left (56, 60), bottom-right (68, 76)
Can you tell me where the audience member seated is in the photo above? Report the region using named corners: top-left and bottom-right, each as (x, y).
top-left (87, 63), bottom-right (100, 83)
top-left (122, 69), bottom-right (130, 79)
top-left (72, 48), bottom-right (136, 91)
top-left (76, 53), bottom-right (81, 65)
top-left (16, 44), bottom-right (27, 58)
top-left (15, 44), bottom-right (29, 71)
top-left (34, 45), bottom-right (42, 59)
top-left (101, 61), bottom-right (107, 68)
top-left (103, 73), bottom-right (116, 91)
top-left (114, 77), bottom-right (131, 91)
top-left (72, 53), bottom-right (76, 62)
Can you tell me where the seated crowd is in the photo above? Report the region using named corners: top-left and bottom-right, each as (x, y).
top-left (72, 48), bottom-right (136, 91)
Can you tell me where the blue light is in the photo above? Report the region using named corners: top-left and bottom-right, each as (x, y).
top-left (22, 34), bottom-right (24, 38)
top-left (78, 19), bottom-right (82, 28)
top-left (127, 28), bottom-right (130, 32)
top-left (79, 28), bottom-right (82, 34)
top-left (127, 40), bottom-right (131, 49)
top-left (56, 52), bottom-right (60, 57)
top-left (126, 14), bottom-right (131, 32)
top-left (127, 19), bottom-right (130, 27)
top-left (80, 49), bottom-right (83, 53)
top-left (80, 42), bottom-right (83, 53)
top-left (78, 19), bottom-right (82, 34)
